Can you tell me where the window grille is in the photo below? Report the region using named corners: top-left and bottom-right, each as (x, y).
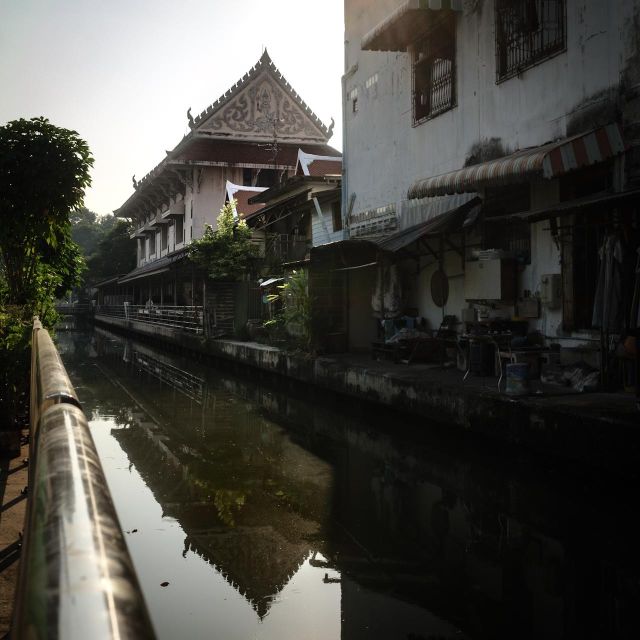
top-left (412, 14), bottom-right (456, 125)
top-left (349, 87), bottom-right (359, 114)
top-left (495, 0), bottom-right (566, 81)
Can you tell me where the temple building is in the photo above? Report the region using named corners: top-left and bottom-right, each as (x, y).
top-left (98, 50), bottom-right (339, 308)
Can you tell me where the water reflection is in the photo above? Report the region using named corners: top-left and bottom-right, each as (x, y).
top-left (56, 328), bottom-right (640, 640)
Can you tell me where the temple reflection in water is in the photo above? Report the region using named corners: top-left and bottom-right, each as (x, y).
top-left (56, 327), bottom-right (640, 640)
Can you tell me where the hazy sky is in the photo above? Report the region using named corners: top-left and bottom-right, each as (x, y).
top-left (0, 0), bottom-right (345, 215)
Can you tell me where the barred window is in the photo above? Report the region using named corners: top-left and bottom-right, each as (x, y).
top-left (496, 0), bottom-right (566, 81)
top-left (412, 14), bottom-right (456, 125)
top-left (348, 87), bottom-right (359, 114)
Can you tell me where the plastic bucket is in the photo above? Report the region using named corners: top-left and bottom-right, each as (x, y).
top-left (506, 362), bottom-right (530, 396)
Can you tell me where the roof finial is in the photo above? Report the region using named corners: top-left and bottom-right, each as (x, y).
top-left (260, 47), bottom-right (271, 64)
top-left (187, 107), bottom-right (195, 130)
top-left (328, 117), bottom-right (335, 139)
top-left (132, 175), bottom-right (138, 190)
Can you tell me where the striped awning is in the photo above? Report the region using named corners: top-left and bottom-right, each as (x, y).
top-left (408, 123), bottom-right (626, 199)
top-left (361, 0), bottom-right (463, 52)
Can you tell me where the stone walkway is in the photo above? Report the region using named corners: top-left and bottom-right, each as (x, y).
top-left (0, 432), bottom-right (29, 637)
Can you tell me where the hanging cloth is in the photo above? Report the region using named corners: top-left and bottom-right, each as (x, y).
top-left (371, 263), bottom-right (402, 319)
top-left (592, 233), bottom-right (624, 331)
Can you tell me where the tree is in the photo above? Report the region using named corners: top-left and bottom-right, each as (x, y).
top-left (85, 220), bottom-right (136, 284)
top-left (0, 117), bottom-right (93, 306)
top-left (71, 207), bottom-right (101, 257)
top-left (71, 208), bottom-right (123, 286)
top-left (71, 207), bottom-right (118, 258)
top-left (188, 201), bottom-right (258, 280)
top-left (265, 269), bottom-right (312, 349)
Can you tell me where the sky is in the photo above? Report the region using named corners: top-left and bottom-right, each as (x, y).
top-left (0, 0), bottom-right (345, 215)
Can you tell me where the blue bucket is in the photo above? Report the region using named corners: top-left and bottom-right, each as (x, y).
top-left (506, 362), bottom-right (530, 396)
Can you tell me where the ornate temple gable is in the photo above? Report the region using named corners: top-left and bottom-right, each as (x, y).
top-left (191, 51), bottom-right (330, 145)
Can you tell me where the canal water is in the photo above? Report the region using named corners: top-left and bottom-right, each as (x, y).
top-left (56, 326), bottom-right (640, 640)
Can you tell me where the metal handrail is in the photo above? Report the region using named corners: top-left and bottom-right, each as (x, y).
top-left (13, 318), bottom-right (156, 639)
top-left (96, 304), bottom-right (204, 334)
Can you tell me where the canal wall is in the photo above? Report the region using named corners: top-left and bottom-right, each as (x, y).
top-left (93, 314), bottom-right (640, 476)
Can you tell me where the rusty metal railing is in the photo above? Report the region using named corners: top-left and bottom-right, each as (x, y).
top-left (12, 318), bottom-right (156, 639)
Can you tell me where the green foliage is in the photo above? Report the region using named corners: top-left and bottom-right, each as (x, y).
top-left (0, 117), bottom-right (92, 436)
top-left (0, 306), bottom-right (31, 430)
top-left (84, 219), bottom-right (136, 285)
top-left (71, 207), bottom-right (117, 260)
top-left (0, 117), bottom-right (93, 307)
top-left (265, 269), bottom-right (312, 349)
top-left (188, 200), bottom-right (257, 281)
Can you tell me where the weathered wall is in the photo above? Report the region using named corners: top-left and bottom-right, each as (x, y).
top-left (348, 267), bottom-right (377, 349)
top-left (192, 166), bottom-right (243, 238)
top-left (311, 199), bottom-right (343, 246)
top-left (344, 0), bottom-right (635, 214)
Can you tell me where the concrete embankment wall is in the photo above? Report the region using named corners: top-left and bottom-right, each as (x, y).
top-left (94, 314), bottom-right (640, 476)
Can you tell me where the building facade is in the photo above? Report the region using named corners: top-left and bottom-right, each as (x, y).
top-left (108, 50), bottom-right (339, 307)
top-left (339, 0), bottom-right (640, 359)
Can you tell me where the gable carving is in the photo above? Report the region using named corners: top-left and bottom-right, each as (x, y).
top-left (199, 72), bottom-right (325, 141)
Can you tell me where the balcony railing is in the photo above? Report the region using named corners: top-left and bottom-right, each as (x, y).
top-left (97, 304), bottom-right (204, 334)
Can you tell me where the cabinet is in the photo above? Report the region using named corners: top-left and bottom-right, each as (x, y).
top-left (464, 259), bottom-right (516, 301)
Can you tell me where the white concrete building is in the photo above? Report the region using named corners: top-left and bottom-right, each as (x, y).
top-left (339, 0), bottom-right (640, 357)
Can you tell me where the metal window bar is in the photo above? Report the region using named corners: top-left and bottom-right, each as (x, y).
top-left (496, 0), bottom-right (566, 81)
top-left (13, 318), bottom-right (156, 639)
top-left (413, 16), bottom-right (456, 124)
top-left (96, 304), bottom-right (204, 334)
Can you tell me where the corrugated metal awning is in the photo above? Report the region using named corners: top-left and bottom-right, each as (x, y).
top-left (361, 0), bottom-right (463, 52)
top-left (119, 267), bottom-right (170, 283)
top-left (408, 123), bottom-right (626, 199)
top-left (377, 197), bottom-right (481, 252)
top-left (118, 248), bottom-right (189, 284)
top-left (492, 187), bottom-right (640, 224)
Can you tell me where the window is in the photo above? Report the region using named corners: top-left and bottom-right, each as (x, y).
top-left (495, 0), bottom-right (566, 81)
top-left (161, 225), bottom-right (168, 251)
top-left (365, 73), bottom-right (378, 99)
top-left (175, 216), bottom-right (184, 245)
top-left (256, 168), bottom-right (278, 188)
top-left (349, 87), bottom-right (358, 114)
top-left (331, 201), bottom-right (343, 232)
top-left (412, 14), bottom-right (456, 124)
